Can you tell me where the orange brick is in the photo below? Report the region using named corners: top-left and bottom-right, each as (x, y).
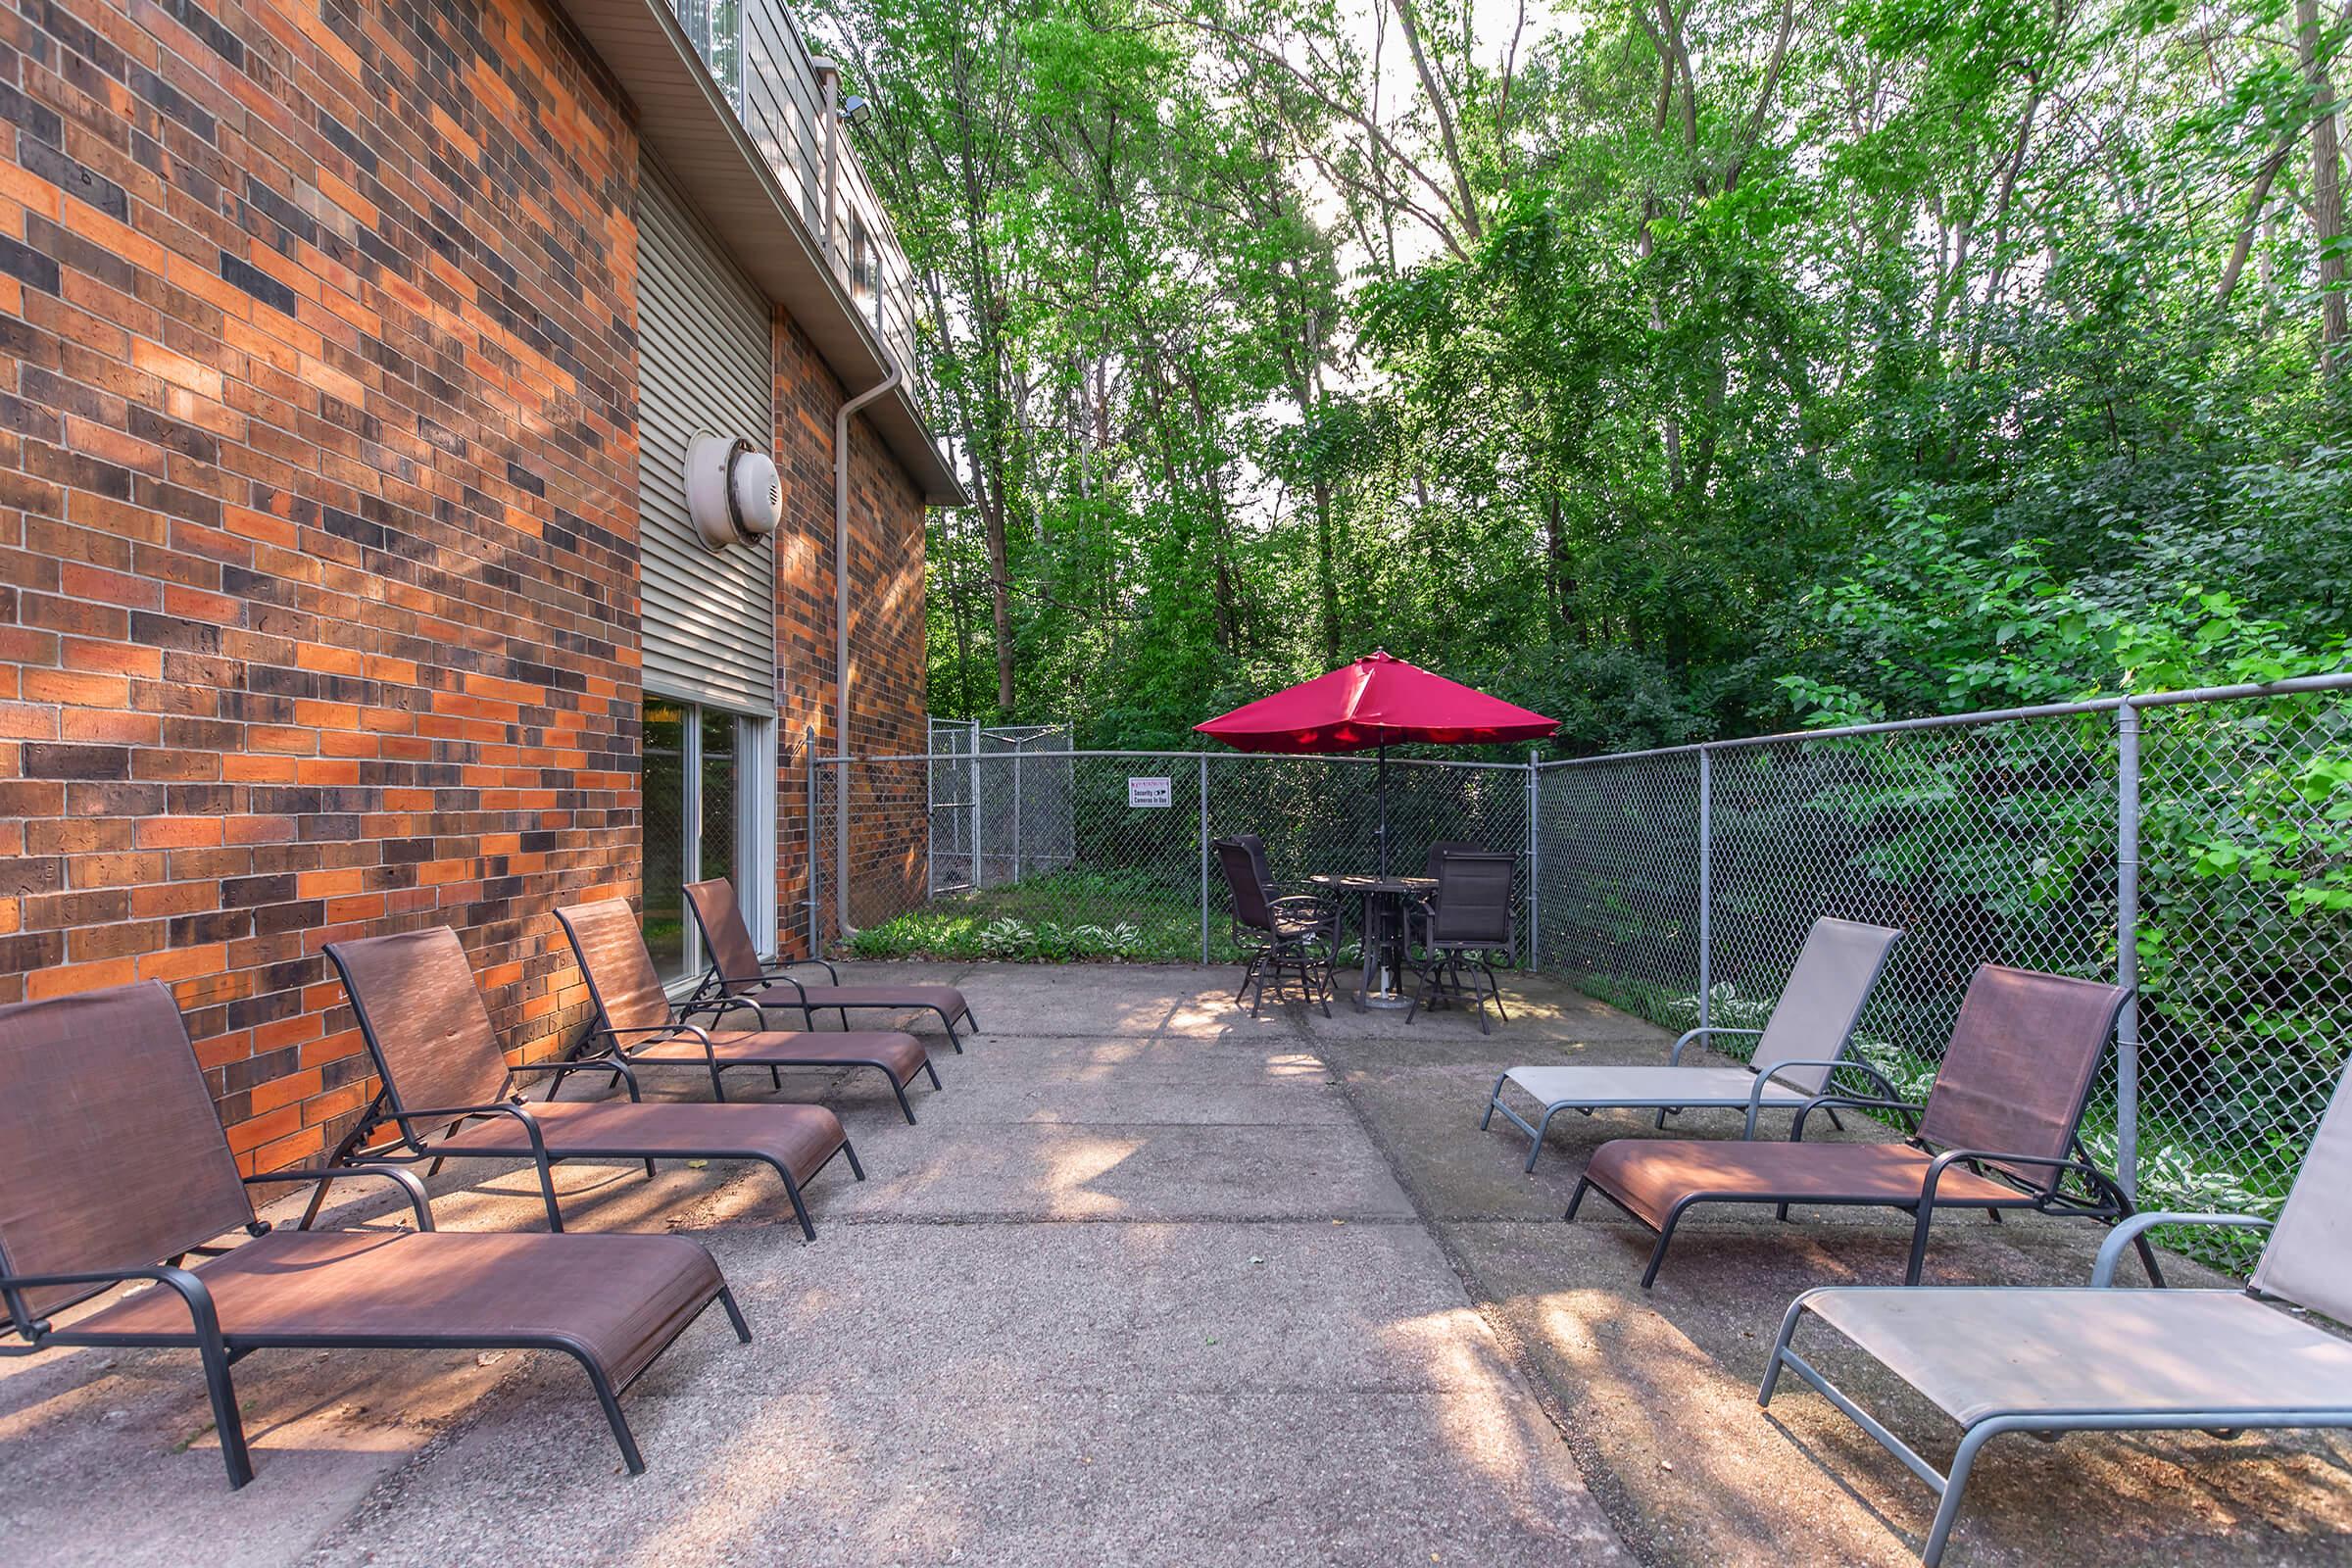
top-left (61, 637), bottom-right (165, 678)
top-left (135, 816), bottom-right (225, 848)
top-left (27, 956), bottom-right (138, 1000)
top-left (23, 669), bottom-right (128, 707)
top-left (248, 1067), bottom-right (322, 1115)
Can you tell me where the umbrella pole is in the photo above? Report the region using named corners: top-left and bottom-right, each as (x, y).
top-left (1377, 744), bottom-right (1390, 876)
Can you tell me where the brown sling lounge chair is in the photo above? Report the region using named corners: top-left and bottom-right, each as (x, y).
top-left (684, 878), bottom-right (977, 1051)
top-left (1567, 964), bottom-right (2153, 1289)
top-left (1761, 1057), bottom-right (2352, 1565)
top-left (0, 981), bottom-right (748, 1490)
top-left (322, 927), bottom-right (861, 1242)
top-left (557, 899), bottom-right (940, 1122)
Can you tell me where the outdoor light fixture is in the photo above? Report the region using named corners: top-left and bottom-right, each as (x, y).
top-left (842, 94), bottom-right (873, 128)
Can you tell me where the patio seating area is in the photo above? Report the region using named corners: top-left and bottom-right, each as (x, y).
top-left (8, 962), bottom-right (2346, 1567)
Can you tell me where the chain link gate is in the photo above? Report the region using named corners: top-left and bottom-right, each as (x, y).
top-left (816, 674), bottom-right (2349, 1274)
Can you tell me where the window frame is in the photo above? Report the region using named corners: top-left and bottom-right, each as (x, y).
top-left (644, 693), bottom-right (776, 987)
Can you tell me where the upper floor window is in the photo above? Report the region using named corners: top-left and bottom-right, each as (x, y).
top-left (674, 0), bottom-right (743, 110)
top-left (850, 214), bottom-right (874, 300)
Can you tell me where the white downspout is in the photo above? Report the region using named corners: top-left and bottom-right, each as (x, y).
top-left (832, 348), bottom-right (901, 940)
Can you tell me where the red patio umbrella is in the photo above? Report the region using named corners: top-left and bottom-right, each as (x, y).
top-left (1195, 650), bottom-right (1558, 873)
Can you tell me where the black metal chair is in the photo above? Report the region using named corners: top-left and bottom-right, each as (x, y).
top-left (1213, 835), bottom-right (1338, 1017)
top-left (1409, 840), bottom-right (1481, 946)
top-left (1424, 840), bottom-right (1481, 876)
top-left (1404, 851), bottom-right (1516, 1032)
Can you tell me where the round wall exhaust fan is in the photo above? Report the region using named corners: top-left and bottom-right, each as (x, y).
top-left (685, 431), bottom-right (782, 551)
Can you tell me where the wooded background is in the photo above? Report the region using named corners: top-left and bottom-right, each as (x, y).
top-left (811, 0), bottom-right (2351, 751)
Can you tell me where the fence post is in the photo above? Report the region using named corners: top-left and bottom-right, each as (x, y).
top-left (1697, 746), bottom-right (1713, 1031)
top-left (2115, 699), bottom-right (2142, 1202)
top-left (804, 724), bottom-right (818, 957)
top-left (833, 751), bottom-right (851, 941)
top-left (968, 721), bottom-right (981, 886)
top-left (1198, 753), bottom-right (1210, 965)
top-left (1525, 751), bottom-right (1540, 970)
top-left (1012, 741), bottom-right (1023, 883)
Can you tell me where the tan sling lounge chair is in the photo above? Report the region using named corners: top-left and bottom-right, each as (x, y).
top-left (1568, 964), bottom-right (2152, 1288)
top-left (684, 878), bottom-right (977, 1051)
top-left (1761, 1057), bottom-right (2352, 1565)
top-left (0, 982), bottom-right (747, 1489)
top-left (557, 899), bottom-right (940, 1122)
top-left (1484, 916), bottom-right (1903, 1168)
top-left (322, 927), bottom-right (862, 1241)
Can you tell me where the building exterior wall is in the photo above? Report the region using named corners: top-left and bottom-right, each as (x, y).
top-left (771, 317), bottom-right (928, 945)
top-left (0, 0), bottom-right (929, 1167)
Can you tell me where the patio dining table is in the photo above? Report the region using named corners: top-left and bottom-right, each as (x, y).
top-left (1308, 872), bottom-right (1437, 1011)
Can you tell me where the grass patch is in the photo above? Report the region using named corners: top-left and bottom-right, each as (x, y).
top-left (849, 868), bottom-right (1241, 963)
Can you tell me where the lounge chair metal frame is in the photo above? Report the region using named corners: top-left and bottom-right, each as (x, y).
top-left (2, 1171), bottom-right (753, 1487)
top-left (1568, 1128), bottom-right (2156, 1289)
top-left (1756, 1052), bottom-right (2352, 1564)
top-left (556, 901), bottom-right (942, 1123)
top-left (318, 931), bottom-right (864, 1241)
top-left (1759, 1211), bottom-right (2345, 1565)
top-left (1482, 917), bottom-right (1904, 1167)
top-left (1486, 1051), bottom-right (1887, 1166)
top-left (0, 982), bottom-right (751, 1490)
top-left (1567, 967), bottom-right (2159, 1288)
top-left (682, 877), bottom-right (977, 1052)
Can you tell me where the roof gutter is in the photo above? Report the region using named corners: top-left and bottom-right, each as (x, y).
top-left (832, 348), bottom-right (904, 938)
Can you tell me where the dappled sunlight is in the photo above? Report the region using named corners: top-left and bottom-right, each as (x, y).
top-left (1260, 1051), bottom-right (1329, 1077)
top-left (1508, 1280), bottom-right (1907, 1556)
top-left (1376, 1305), bottom-right (1554, 1485)
top-left (1036, 1133), bottom-right (1149, 1216)
top-left (612, 1389), bottom-right (982, 1567)
top-left (0, 1314), bottom-right (551, 1563)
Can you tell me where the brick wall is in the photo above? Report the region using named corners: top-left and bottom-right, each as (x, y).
top-left (0, 0), bottom-right (929, 1166)
top-left (772, 317), bottom-right (928, 944)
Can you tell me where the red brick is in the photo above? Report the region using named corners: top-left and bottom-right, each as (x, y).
top-left (0, 0), bottom-right (932, 1172)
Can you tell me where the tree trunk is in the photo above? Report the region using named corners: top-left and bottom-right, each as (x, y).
top-left (2216, 144), bottom-right (2292, 308)
top-left (966, 441), bottom-right (1017, 714)
top-left (2298, 0), bottom-right (2346, 372)
top-left (1387, 0), bottom-right (1482, 237)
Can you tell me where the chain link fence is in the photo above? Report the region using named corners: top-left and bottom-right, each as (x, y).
top-left (1535, 679), bottom-right (2351, 1272)
top-left (817, 748), bottom-right (1533, 966)
top-left (814, 676), bottom-right (2351, 1271)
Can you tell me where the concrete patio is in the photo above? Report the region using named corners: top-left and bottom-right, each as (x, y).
top-left (4, 963), bottom-right (2346, 1566)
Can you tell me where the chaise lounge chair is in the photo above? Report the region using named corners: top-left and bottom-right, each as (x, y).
top-left (1484, 916), bottom-right (1903, 1167)
top-left (1567, 963), bottom-right (2154, 1288)
top-left (684, 877), bottom-right (978, 1051)
top-left (1761, 1057), bottom-right (2352, 1566)
top-left (557, 899), bottom-right (941, 1122)
top-left (0, 981), bottom-right (748, 1489)
top-left (322, 926), bottom-right (862, 1241)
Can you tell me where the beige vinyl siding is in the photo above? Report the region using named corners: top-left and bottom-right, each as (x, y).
top-left (636, 155), bottom-right (776, 713)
